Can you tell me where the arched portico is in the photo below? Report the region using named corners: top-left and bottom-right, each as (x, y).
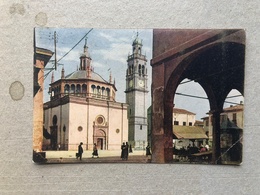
top-left (151, 29), bottom-right (245, 163)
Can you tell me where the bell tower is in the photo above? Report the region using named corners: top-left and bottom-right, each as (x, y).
top-left (125, 33), bottom-right (148, 149)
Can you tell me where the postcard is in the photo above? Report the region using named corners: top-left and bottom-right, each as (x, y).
top-left (33, 28), bottom-right (244, 165)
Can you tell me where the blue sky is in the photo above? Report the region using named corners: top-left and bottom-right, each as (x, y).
top-left (35, 28), bottom-right (243, 120)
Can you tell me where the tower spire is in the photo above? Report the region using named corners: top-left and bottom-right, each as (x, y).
top-left (132, 31), bottom-right (142, 54)
top-left (83, 37), bottom-right (89, 56)
top-left (109, 71), bottom-right (112, 83)
top-left (80, 37), bottom-right (92, 71)
top-left (51, 72), bottom-right (54, 83)
top-left (61, 66), bottom-right (65, 79)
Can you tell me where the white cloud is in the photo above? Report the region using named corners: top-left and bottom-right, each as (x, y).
top-left (99, 32), bottom-right (129, 43)
top-left (94, 42), bottom-right (131, 65)
top-left (99, 32), bottom-right (116, 42)
top-left (92, 61), bottom-right (105, 68)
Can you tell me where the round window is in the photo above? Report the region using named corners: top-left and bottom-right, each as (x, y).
top-left (96, 115), bottom-right (105, 125)
top-left (116, 129), bottom-right (120, 133)
top-left (78, 126), bottom-right (83, 131)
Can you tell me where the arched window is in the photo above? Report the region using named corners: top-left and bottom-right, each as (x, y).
top-left (70, 84), bottom-right (75, 94)
top-left (91, 85), bottom-right (96, 97)
top-left (82, 84), bottom-right (87, 96)
top-left (97, 86), bottom-right (101, 98)
top-left (53, 87), bottom-right (56, 96)
top-left (76, 84), bottom-right (81, 95)
top-left (138, 64), bottom-right (141, 75)
top-left (55, 87), bottom-right (59, 96)
top-left (106, 88), bottom-right (110, 100)
top-left (64, 84), bottom-right (70, 94)
top-left (101, 87), bottom-right (105, 98)
top-left (138, 47), bottom-right (141, 54)
top-left (142, 65), bottom-right (145, 75)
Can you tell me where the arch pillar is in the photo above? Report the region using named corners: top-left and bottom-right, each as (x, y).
top-left (211, 109), bottom-right (221, 164)
top-left (151, 63), bottom-right (174, 163)
top-left (151, 86), bottom-right (165, 163)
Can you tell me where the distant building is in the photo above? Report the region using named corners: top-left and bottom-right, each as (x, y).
top-left (43, 40), bottom-right (128, 151)
top-left (202, 103), bottom-right (244, 146)
top-left (147, 106), bottom-right (208, 149)
top-left (221, 104), bottom-right (243, 128)
top-left (172, 108), bottom-right (208, 149)
top-left (172, 108), bottom-right (196, 126)
top-left (194, 120), bottom-right (204, 128)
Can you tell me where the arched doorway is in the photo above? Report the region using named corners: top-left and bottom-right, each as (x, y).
top-left (93, 129), bottom-right (106, 150)
top-left (151, 29), bottom-right (245, 164)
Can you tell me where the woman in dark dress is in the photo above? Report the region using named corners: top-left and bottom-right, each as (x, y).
top-left (121, 142), bottom-right (127, 160)
top-left (92, 143), bottom-right (99, 158)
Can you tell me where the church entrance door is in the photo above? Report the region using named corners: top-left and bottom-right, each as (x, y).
top-left (93, 129), bottom-right (106, 150)
top-left (97, 138), bottom-right (103, 150)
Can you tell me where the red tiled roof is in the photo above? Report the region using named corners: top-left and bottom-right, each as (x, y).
top-left (173, 108), bottom-right (195, 115)
top-left (223, 104), bottom-right (243, 112)
top-left (194, 120), bottom-right (203, 125)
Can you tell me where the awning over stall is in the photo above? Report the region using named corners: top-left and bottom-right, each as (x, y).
top-left (173, 125), bottom-right (208, 139)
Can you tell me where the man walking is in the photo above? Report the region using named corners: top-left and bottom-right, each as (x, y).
top-left (77, 142), bottom-right (83, 160)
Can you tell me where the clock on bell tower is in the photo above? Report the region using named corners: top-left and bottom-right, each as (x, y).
top-left (125, 33), bottom-right (148, 148)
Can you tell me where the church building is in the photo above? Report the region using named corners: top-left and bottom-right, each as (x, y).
top-left (125, 33), bottom-right (149, 149)
top-left (43, 39), bottom-right (128, 151)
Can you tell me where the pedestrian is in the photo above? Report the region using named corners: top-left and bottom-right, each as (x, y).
top-left (129, 144), bottom-right (133, 153)
top-left (77, 142), bottom-right (83, 160)
top-left (205, 143), bottom-right (210, 151)
top-left (92, 143), bottom-right (99, 158)
top-left (146, 144), bottom-right (151, 156)
top-left (125, 142), bottom-right (129, 160)
top-left (121, 142), bottom-right (127, 160)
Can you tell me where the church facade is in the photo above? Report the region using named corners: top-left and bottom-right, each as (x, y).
top-left (43, 40), bottom-right (128, 151)
top-left (125, 34), bottom-right (149, 149)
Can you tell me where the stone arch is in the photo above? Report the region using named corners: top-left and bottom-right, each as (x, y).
top-left (151, 30), bottom-right (245, 164)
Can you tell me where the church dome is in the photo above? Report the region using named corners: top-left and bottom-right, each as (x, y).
top-left (65, 70), bottom-right (108, 83)
top-left (132, 33), bottom-right (142, 46)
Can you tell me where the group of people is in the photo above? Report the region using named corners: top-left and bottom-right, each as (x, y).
top-left (77, 142), bottom-right (152, 161)
top-left (186, 143), bottom-right (210, 153)
top-left (199, 143), bottom-right (210, 153)
top-left (121, 142), bottom-right (132, 160)
top-left (76, 142), bottom-right (99, 160)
